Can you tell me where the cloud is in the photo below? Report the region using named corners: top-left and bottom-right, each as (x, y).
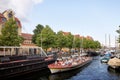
top-left (0, 0), bottom-right (43, 22)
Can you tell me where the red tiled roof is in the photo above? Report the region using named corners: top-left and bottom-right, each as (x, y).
top-left (21, 33), bottom-right (33, 40)
top-left (15, 17), bottom-right (22, 28)
top-left (0, 13), bottom-right (4, 18)
top-left (62, 32), bottom-right (70, 35)
top-left (86, 36), bottom-right (93, 40)
top-left (74, 34), bottom-right (80, 38)
top-left (80, 36), bottom-right (84, 39)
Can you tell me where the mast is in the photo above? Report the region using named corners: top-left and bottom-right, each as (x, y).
top-left (80, 36), bottom-right (83, 54)
top-left (72, 35), bottom-right (75, 49)
top-left (105, 34), bottom-right (107, 48)
top-left (109, 34), bottom-right (111, 49)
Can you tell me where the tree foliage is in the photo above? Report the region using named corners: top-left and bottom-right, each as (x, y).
top-left (56, 31), bottom-right (68, 48)
top-left (33, 24), bottom-right (101, 50)
top-left (0, 18), bottom-right (23, 46)
top-left (32, 24), bottom-right (44, 44)
top-left (116, 25), bottom-right (120, 43)
top-left (65, 33), bottom-right (74, 48)
top-left (36, 25), bottom-right (56, 49)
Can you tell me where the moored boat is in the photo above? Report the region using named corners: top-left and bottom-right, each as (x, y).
top-left (107, 57), bottom-right (120, 71)
top-left (100, 51), bottom-right (112, 63)
top-left (48, 55), bottom-right (92, 74)
top-left (0, 46), bottom-right (56, 79)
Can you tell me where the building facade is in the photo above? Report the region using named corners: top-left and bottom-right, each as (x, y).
top-left (0, 9), bottom-right (36, 48)
top-left (0, 9), bottom-right (22, 35)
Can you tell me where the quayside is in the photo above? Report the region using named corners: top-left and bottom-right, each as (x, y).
top-left (0, 46), bottom-right (55, 79)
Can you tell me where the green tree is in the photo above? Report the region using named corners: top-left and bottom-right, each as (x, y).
top-left (36, 25), bottom-right (56, 49)
top-left (94, 41), bottom-right (101, 49)
top-left (65, 33), bottom-right (74, 48)
top-left (56, 31), bottom-right (67, 48)
top-left (0, 18), bottom-right (23, 46)
top-left (116, 25), bottom-right (120, 43)
top-left (82, 38), bottom-right (101, 49)
top-left (74, 37), bottom-right (81, 48)
top-left (32, 24), bottom-right (44, 44)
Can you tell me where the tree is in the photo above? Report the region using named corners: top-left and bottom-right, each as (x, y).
top-left (74, 36), bottom-right (81, 48)
top-left (0, 18), bottom-right (23, 46)
top-left (94, 41), bottom-right (101, 49)
top-left (56, 31), bottom-right (67, 48)
top-left (36, 25), bottom-right (56, 49)
top-left (32, 24), bottom-right (44, 44)
top-left (116, 25), bottom-right (120, 43)
top-left (65, 33), bottom-right (74, 48)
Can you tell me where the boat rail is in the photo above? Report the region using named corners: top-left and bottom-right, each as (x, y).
top-left (0, 46), bottom-right (47, 57)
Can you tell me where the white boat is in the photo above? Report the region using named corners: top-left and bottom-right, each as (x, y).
top-left (48, 56), bottom-right (92, 74)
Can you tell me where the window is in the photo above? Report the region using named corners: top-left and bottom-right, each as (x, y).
top-left (8, 13), bottom-right (13, 18)
top-left (2, 18), bottom-right (6, 22)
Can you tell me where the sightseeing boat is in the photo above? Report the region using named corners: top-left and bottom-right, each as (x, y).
top-left (48, 54), bottom-right (92, 74)
top-left (0, 46), bottom-right (56, 78)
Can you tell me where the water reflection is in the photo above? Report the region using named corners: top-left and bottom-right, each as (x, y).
top-left (108, 67), bottom-right (120, 77)
top-left (49, 68), bottom-right (82, 80)
top-left (3, 56), bottom-right (120, 80)
top-left (68, 56), bottom-right (120, 80)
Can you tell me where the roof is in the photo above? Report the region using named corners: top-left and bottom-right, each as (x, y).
top-left (21, 33), bottom-right (33, 40)
top-left (0, 13), bottom-right (4, 18)
top-left (0, 10), bottom-right (22, 28)
top-left (15, 17), bottom-right (22, 28)
top-left (74, 34), bottom-right (80, 38)
top-left (86, 36), bottom-right (93, 40)
top-left (2, 9), bottom-right (14, 15)
top-left (62, 32), bottom-right (70, 35)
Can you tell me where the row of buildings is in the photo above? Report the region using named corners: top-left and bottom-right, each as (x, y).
top-left (0, 9), bottom-right (93, 47)
top-left (0, 9), bottom-right (93, 55)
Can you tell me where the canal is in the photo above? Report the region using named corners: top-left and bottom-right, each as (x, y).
top-left (7, 56), bottom-right (120, 80)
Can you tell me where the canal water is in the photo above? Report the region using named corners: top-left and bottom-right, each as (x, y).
top-left (7, 56), bottom-right (120, 80)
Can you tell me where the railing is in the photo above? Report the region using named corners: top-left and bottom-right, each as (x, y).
top-left (0, 46), bottom-right (47, 57)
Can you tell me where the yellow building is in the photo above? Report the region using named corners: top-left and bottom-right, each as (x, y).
top-left (0, 9), bottom-right (37, 47)
top-left (0, 9), bottom-right (22, 35)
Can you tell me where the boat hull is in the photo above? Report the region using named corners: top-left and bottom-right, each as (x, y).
top-left (108, 65), bottom-right (120, 72)
top-left (107, 57), bottom-right (120, 70)
top-left (0, 56), bottom-right (55, 79)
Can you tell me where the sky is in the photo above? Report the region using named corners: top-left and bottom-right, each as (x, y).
top-left (0, 0), bottom-right (120, 47)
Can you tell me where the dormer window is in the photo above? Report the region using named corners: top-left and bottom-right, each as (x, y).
top-left (8, 13), bottom-right (13, 18)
